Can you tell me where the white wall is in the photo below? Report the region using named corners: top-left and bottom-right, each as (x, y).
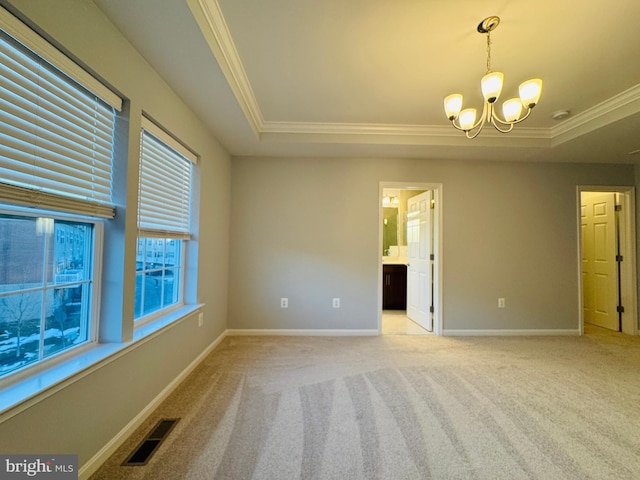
top-left (229, 157), bottom-right (635, 333)
top-left (0, 0), bottom-right (231, 469)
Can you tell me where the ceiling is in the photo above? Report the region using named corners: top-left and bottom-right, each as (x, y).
top-left (93, 0), bottom-right (640, 163)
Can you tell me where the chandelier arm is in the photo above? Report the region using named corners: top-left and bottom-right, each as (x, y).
top-left (465, 105), bottom-right (489, 139)
top-left (448, 120), bottom-right (469, 132)
top-left (465, 125), bottom-right (484, 139)
top-left (490, 106), bottom-right (534, 129)
top-left (490, 120), bottom-right (514, 134)
top-left (449, 101), bottom-right (488, 133)
top-left (505, 107), bottom-right (534, 125)
top-left (489, 107), bottom-right (515, 133)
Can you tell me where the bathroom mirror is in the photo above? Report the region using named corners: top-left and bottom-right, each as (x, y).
top-left (382, 208), bottom-right (398, 255)
top-left (382, 189), bottom-right (426, 256)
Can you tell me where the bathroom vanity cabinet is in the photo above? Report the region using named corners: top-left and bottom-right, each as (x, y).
top-left (382, 264), bottom-right (407, 310)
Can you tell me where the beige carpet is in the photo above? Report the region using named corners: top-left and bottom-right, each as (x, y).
top-left (91, 328), bottom-right (640, 479)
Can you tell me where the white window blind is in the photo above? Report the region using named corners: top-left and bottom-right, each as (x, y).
top-left (0, 22), bottom-right (119, 218)
top-left (138, 118), bottom-right (195, 238)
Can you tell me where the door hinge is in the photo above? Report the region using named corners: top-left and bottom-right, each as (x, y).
top-left (429, 305), bottom-right (434, 313)
top-left (430, 254), bottom-right (434, 261)
top-left (615, 204), bottom-right (622, 212)
top-left (617, 305), bottom-right (625, 313)
top-left (616, 255), bottom-right (624, 262)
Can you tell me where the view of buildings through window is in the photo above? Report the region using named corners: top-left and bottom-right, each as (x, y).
top-left (0, 214), bottom-right (93, 376)
top-left (135, 121), bottom-right (193, 321)
top-left (0, 15), bottom-right (119, 379)
top-left (0, 11), bottom-right (193, 380)
top-left (135, 237), bottom-right (181, 319)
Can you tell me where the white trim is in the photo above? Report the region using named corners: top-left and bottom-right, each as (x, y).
top-left (618, 189), bottom-right (638, 335)
top-left (260, 86), bottom-right (640, 143)
top-left (259, 124), bottom-right (552, 149)
top-left (442, 329), bottom-right (580, 336)
top-left (141, 116), bottom-right (198, 164)
top-left (576, 186), bottom-right (638, 336)
top-left (78, 328), bottom-right (227, 480)
top-left (551, 84), bottom-right (640, 146)
top-left (261, 121), bottom-right (550, 139)
top-left (0, 210), bottom-right (103, 390)
top-left (90, 221), bottom-right (103, 350)
top-left (187, 0), bottom-right (263, 136)
top-left (0, 5), bottom-right (122, 110)
top-left (0, 306), bottom-right (203, 421)
top-left (186, 0), bottom-right (640, 149)
top-left (225, 329), bottom-right (379, 336)
top-left (378, 182), bottom-right (443, 336)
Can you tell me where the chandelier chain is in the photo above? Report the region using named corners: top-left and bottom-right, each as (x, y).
top-left (486, 31), bottom-right (492, 73)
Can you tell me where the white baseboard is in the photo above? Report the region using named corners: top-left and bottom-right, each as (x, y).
top-left (442, 329), bottom-right (580, 336)
top-left (226, 328), bottom-right (379, 336)
top-left (78, 330), bottom-right (227, 480)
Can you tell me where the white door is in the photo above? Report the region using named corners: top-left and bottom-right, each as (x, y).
top-left (406, 191), bottom-right (432, 331)
top-left (581, 192), bottom-right (619, 331)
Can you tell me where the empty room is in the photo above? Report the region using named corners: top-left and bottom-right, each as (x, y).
top-left (1, 0), bottom-right (640, 479)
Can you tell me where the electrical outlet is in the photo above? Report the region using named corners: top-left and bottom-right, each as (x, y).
top-left (332, 298), bottom-right (340, 308)
top-left (198, 313), bottom-right (204, 327)
top-left (498, 298), bottom-right (506, 308)
top-left (281, 297), bottom-right (288, 308)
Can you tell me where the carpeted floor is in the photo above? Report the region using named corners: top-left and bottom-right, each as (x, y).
top-left (90, 327), bottom-right (640, 479)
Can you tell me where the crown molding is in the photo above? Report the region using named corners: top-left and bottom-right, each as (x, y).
top-left (549, 83), bottom-right (640, 146)
top-left (261, 82), bottom-right (640, 144)
top-left (189, 1), bottom-right (640, 150)
top-left (261, 121), bottom-right (551, 138)
top-left (259, 121), bottom-right (551, 147)
top-left (187, 0), bottom-right (265, 135)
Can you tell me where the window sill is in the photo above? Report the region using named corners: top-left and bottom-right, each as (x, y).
top-left (0, 304), bottom-right (203, 423)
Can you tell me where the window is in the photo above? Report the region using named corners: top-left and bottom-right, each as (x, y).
top-left (0, 213), bottom-right (96, 377)
top-left (135, 118), bottom-right (196, 320)
top-left (135, 237), bottom-right (182, 318)
top-left (0, 10), bottom-right (120, 378)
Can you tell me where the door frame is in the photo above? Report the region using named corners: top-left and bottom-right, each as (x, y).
top-left (577, 186), bottom-right (638, 335)
top-left (378, 182), bottom-right (443, 335)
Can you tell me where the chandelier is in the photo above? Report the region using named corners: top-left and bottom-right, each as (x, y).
top-left (444, 16), bottom-right (543, 139)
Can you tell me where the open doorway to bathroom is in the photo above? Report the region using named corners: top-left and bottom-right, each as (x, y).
top-left (379, 182), bottom-right (443, 335)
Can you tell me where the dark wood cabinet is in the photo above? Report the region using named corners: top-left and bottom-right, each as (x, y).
top-left (382, 264), bottom-right (407, 310)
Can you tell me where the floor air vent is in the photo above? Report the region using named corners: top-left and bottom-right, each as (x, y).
top-left (123, 418), bottom-right (180, 466)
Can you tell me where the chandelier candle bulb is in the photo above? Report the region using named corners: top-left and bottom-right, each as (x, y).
top-left (444, 94), bottom-right (463, 120)
top-left (503, 98), bottom-right (523, 122)
top-left (519, 78), bottom-right (543, 108)
top-left (481, 71), bottom-right (504, 103)
top-left (459, 108), bottom-right (477, 130)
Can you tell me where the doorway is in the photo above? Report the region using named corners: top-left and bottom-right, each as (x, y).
top-left (378, 182), bottom-right (443, 336)
top-left (578, 187), bottom-right (637, 335)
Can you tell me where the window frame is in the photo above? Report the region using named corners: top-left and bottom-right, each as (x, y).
top-left (0, 6), bottom-right (117, 383)
top-left (134, 117), bottom-right (196, 323)
top-left (0, 5), bottom-right (205, 418)
top-left (0, 206), bottom-right (103, 385)
top-left (134, 235), bottom-right (186, 323)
